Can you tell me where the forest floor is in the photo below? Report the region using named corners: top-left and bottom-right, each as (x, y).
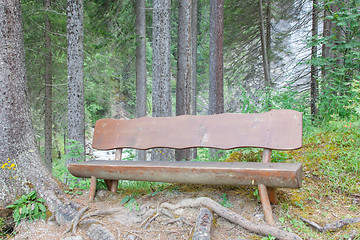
top-left (9, 179), bottom-right (360, 240)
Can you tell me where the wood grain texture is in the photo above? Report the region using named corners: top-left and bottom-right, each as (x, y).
top-left (68, 161), bottom-right (302, 188)
top-left (92, 109), bottom-right (302, 151)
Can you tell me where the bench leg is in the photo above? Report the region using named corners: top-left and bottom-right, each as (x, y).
top-left (104, 180), bottom-right (112, 190)
top-left (89, 176), bottom-right (97, 202)
top-left (267, 187), bottom-right (277, 205)
top-left (105, 180), bottom-right (118, 193)
top-left (258, 184), bottom-right (275, 225)
top-left (110, 180), bottom-right (118, 193)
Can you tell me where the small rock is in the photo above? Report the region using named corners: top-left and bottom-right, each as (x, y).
top-left (96, 189), bottom-right (109, 198)
top-left (254, 213), bottom-right (265, 221)
top-left (127, 235), bottom-right (136, 240)
top-left (87, 224), bottom-right (116, 240)
top-left (193, 208), bottom-right (213, 240)
top-left (61, 237), bottom-right (83, 240)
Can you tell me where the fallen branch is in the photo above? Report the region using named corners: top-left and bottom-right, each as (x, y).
top-left (161, 197), bottom-right (301, 240)
top-left (299, 216), bottom-right (360, 232)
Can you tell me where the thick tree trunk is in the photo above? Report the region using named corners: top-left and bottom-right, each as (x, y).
top-left (0, 0), bottom-right (71, 219)
top-left (259, 0), bottom-right (271, 110)
top-left (208, 0), bottom-right (224, 158)
top-left (44, 0), bottom-right (53, 172)
top-left (152, 0), bottom-right (172, 161)
top-left (190, 0), bottom-right (198, 160)
top-left (176, 0), bottom-right (192, 161)
top-left (311, 0), bottom-right (319, 121)
top-left (66, 0), bottom-right (85, 165)
top-left (208, 0), bottom-right (224, 116)
top-left (135, 0), bottom-right (147, 161)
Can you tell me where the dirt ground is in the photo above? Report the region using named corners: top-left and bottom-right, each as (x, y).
top-left (8, 183), bottom-right (360, 240)
top-left (10, 185), bottom-right (288, 240)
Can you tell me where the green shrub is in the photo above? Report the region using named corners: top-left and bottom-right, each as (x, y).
top-left (6, 191), bottom-right (46, 226)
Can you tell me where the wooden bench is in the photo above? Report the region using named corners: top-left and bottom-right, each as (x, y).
top-left (68, 109), bottom-right (303, 225)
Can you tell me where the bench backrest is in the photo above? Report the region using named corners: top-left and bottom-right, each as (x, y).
top-left (92, 109), bottom-right (302, 151)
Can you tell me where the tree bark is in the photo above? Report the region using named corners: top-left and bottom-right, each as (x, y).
top-left (66, 0), bottom-right (85, 165)
top-left (259, 0), bottom-right (271, 110)
top-left (208, 0), bottom-right (224, 115)
top-left (311, 0), bottom-right (319, 121)
top-left (265, 0), bottom-right (271, 65)
top-left (152, 0), bottom-right (172, 161)
top-left (191, 0), bottom-right (198, 117)
top-left (176, 0), bottom-right (192, 161)
top-left (135, 0), bottom-right (147, 161)
top-left (0, 0), bottom-right (74, 222)
top-left (208, 0), bottom-right (224, 158)
top-left (190, 0), bottom-right (198, 160)
top-left (44, 0), bottom-right (53, 172)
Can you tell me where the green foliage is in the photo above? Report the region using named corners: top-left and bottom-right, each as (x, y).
top-left (53, 139), bottom-right (90, 189)
top-left (301, 118), bottom-right (360, 194)
top-left (122, 149), bottom-right (136, 161)
top-left (0, 217), bottom-right (5, 238)
top-left (6, 191), bottom-right (46, 226)
top-left (261, 235), bottom-right (276, 240)
top-left (253, 189), bottom-right (260, 202)
top-left (121, 195), bottom-right (140, 211)
top-left (309, 0), bottom-right (360, 120)
top-left (219, 193), bottom-right (233, 208)
top-left (64, 139), bottom-right (85, 162)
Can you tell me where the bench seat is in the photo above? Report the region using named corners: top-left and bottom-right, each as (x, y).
top-left (69, 161), bottom-right (302, 188)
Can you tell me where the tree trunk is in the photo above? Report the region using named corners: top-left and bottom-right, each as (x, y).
top-left (176, 0), bottom-right (192, 161)
top-left (135, 0), bottom-right (147, 161)
top-left (190, 0), bottom-right (198, 160)
top-left (0, 1), bottom-right (72, 220)
top-left (208, 0), bottom-right (224, 158)
top-left (66, 0), bottom-right (85, 165)
top-left (208, 0), bottom-right (224, 116)
top-left (152, 0), bottom-right (172, 161)
top-left (310, 0), bottom-right (319, 121)
top-left (265, 0), bottom-right (271, 82)
top-left (44, 0), bottom-right (53, 172)
top-left (258, 0), bottom-right (271, 110)
top-left (321, 3), bottom-right (336, 77)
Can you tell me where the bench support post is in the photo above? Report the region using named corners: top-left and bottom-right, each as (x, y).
top-left (259, 148), bottom-right (276, 224)
top-left (105, 149), bottom-right (122, 193)
top-left (258, 184), bottom-right (275, 225)
top-left (89, 176), bottom-right (97, 202)
top-left (262, 149), bottom-right (277, 204)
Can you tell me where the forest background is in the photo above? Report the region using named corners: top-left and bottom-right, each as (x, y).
top-left (22, 0), bottom-right (360, 165)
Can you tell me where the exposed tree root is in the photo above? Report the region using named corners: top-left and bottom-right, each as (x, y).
top-left (140, 208), bottom-right (175, 229)
top-left (160, 197), bottom-right (302, 240)
top-left (164, 216), bottom-right (191, 227)
top-left (61, 206), bottom-right (123, 235)
top-left (299, 216), bottom-right (360, 232)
